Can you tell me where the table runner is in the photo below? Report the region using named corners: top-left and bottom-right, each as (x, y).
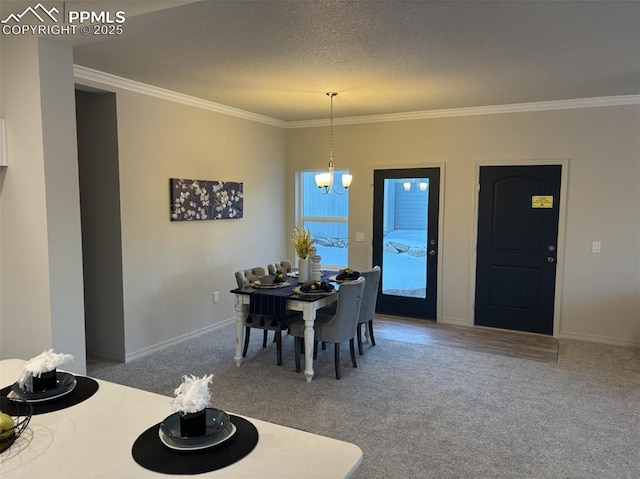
top-left (0, 376), bottom-right (99, 414)
top-left (245, 272), bottom-right (336, 327)
top-left (132, 415), bottom-right (259, 475)
top-left (248, 284), bottom-right (296, 328)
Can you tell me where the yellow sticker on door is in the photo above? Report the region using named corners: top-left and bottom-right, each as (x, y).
top-left (532, 196), bottom-right (553, 208)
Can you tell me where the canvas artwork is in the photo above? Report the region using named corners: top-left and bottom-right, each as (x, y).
top-left (170, 178), bottom-right (243, 221)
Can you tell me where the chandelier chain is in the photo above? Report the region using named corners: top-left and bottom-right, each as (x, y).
top-left (315, 91), bottom-right (351, 195)
top-left (328, 92), bottom-right (335, 165)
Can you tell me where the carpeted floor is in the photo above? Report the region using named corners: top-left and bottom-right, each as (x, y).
top-left (87, 323), bottom-right (640, 479)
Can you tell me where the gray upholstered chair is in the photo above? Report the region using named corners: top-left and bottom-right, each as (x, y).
top-left (235, 267), bottom-right (270, 356)
top-left (235, 266), bottom-right (299, 366)
top-left (290, 276), bottom-right (365, 379)
top-left (267, 260), bottom-right (292, 275)
top-left (356, 265), bottom-right (381, 355)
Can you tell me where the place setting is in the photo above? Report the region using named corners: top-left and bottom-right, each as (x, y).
top-left (0, 349), bottom-right (99, 416)
top-left (292, 279), bottom-right (336, 298)
top-left (132, 374), bottom-right (258, 475)
top-left (328, 267), bottom-right (361, 283)
top-left (251, 271), bottom-right (290, 289)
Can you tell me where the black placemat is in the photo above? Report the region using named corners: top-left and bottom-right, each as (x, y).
top-left (132, 415), bottom-right (259, 475)
top-left (0, 376), bottom-right (99, 415)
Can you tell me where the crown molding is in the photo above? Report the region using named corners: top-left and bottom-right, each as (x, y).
top-left (73, 65), bottom-right (288, 128)
top-left (73, 66), bottom-right (639, 129)
top-left (288, 95), bottom-right (640, 128)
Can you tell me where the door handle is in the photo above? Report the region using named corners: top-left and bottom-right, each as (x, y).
top-left (546, 256), bottom-right (555, 264)
top-left (428, 250), bottom-right (437, 256)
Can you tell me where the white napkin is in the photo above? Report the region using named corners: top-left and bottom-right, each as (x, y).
top-left (170, 374), bottom-right (213, 414)
top-left (18, 349), bottom-right (74, 391)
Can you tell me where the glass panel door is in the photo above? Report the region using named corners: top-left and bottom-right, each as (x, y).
top-left (373, 168), bottom-right (440, 319)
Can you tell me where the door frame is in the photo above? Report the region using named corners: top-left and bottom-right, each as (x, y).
top-left (468, 159), bottom-right (570, 338)
top-left (368, 162), bottom-right (446, 322)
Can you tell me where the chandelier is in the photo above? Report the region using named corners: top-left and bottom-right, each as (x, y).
top-left (315, 92), bottom-right (352, 195)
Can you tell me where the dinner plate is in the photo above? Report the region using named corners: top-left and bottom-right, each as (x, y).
top-left (329, 274), bottom-right (360, 283)
top-left (253, 280), bottom-right (290, 289)
top-left (292, 286), bottom-right (335, 298)
top-left (160, 408), bottom-right (230, 445)
top-left (9, 372), bottom-right (77, 403)
top-left (328, 275), bottom-right (348, 283)
top-left (159, 421), bottom-right (237, 451)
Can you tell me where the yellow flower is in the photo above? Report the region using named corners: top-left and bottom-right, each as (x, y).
top-left (292, 226), bottom-right (313, 259)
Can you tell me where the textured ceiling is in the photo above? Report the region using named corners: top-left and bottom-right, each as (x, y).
top-left (29, 1), bottom-right (640, 121)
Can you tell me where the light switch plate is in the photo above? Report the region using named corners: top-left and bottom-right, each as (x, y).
top-left (592, 241), bottom-right (601, 253)
top-left (355, 232), bottom-right (365, 242)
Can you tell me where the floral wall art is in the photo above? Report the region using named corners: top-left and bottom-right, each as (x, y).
top-left (170, 178), bottom-right (243, 221)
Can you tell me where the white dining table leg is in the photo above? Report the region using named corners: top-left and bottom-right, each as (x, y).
top-left (234, 294), bottom-right (247, 367)
top-left (303, 306), bottom-right (316, 382)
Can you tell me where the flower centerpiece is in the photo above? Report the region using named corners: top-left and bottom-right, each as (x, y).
top-left (292, 226), bottom-right (313, 281)
top-left (291, 226), bottom-right (313, 259)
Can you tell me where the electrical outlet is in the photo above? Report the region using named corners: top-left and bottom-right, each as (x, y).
top-left (213, 291), bottom-right (219, 303)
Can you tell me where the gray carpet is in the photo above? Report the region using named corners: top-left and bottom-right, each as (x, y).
top-left (88, 323), bottom-right (640, 479)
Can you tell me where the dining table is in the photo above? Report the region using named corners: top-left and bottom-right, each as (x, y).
top-left (231, 272), bottom-right (338, 382)
top-left (0, 359), bottom-right (362, 478)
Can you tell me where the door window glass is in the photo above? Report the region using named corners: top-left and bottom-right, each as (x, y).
top-left (381, 178), bottom-right (429, 298)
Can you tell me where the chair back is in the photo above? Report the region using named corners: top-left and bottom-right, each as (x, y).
top-left (358, 266), bottom-right (381, 325)
top-left (235, 266), bottom-right (266, 288)
top-left (319, 276), bottom-right (365, 344)
top-left (268, 260), bottom-right (292, 275)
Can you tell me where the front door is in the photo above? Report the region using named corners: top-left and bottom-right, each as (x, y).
top-left (474, 165), bottom-right (562, 335)
top-left (373, 168), bottom-right (440, 319)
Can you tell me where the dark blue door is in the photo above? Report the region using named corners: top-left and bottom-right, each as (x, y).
top-left (373, 168), bottom-right (440, 319)
top-left (475, 165), bottom-right (561, 335)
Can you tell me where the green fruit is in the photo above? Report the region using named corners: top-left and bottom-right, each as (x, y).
top-left (0, 412), bottom-right (14, 440)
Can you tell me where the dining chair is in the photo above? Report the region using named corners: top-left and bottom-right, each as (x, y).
top-left (235, 267), bottom-right (269, 353)
top-left (356, 265), bottom-right (381, 355)
top-left (289, 276), bottom-right (365, 379)
top-left (267, 260), bottom-right (292, 275)
top-left (235, 267), bottom-right (299, 366)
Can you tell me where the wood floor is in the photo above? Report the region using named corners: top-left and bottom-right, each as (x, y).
top-left (373, 314), bottom-right (560, 362)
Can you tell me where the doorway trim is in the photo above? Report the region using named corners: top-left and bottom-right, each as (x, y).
top-left (368, 161), bottom-right (446, 322)
top-left (468, 159), bottom-right (569, 337)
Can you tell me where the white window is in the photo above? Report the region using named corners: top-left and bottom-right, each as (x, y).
top-left (298, 170), bottom-right (349, 268)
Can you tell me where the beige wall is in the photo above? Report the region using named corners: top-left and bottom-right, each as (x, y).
top-left (1, 39), bottom-right (287, 365)
top-left (1, 37), bottom-right (86, 371)
top-left (76, 79), bottom-right (289, 359)
top-left (287, 106), bottom-right (640, 346)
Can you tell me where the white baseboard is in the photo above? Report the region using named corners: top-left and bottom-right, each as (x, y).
top-left (439, 316), bottom-right (472, 327)
top-left (86, 348), bottom-right (125, 362)
top-left (437, 319), bottom-right (639, 348)
top-left (559, 331), bottom-right (640, 348)
top-left (125, 317), bottom-right (236, 363)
